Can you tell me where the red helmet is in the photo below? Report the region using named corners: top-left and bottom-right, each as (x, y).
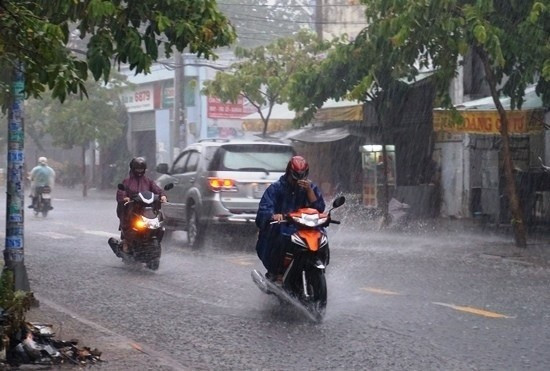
top-left (286, 156), bottom-right (309, 180)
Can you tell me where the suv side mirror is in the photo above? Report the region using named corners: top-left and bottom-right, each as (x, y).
top-left (156, 163), bottom-right (169, 174)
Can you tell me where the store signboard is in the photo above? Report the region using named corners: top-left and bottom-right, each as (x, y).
top-left (162, 81), bottom-right (174, 108)
top-left (207, 96), bottom-right (255, 118)
top-left (433, 110), bottom-right (544, 134)
top-left (121, 85), bottom-right (154, 112)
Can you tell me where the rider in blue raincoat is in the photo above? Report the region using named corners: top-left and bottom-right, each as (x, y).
top-left (255, 156), bottom-right (325, 281)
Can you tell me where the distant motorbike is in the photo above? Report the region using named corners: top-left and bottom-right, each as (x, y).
top-left (108, 183), bottom-right (173, 271)
top-left (252, 196), bottom-right (346, 322)
top-left (31, 185), bottom-right (52, 217)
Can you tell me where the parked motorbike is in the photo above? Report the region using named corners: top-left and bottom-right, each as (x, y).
top-left (252, 196), bottom-right (346, 322)
top-left (31, 185), bottom-right (52, 217)
top-left (108, 183), bottom-right (173, 271)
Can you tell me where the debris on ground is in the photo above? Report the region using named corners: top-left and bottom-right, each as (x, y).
top-left (1, 322), bottom-right (102, 367)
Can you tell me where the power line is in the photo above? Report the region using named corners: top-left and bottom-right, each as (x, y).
top-left (218, 2), bottom-right (363, 8)
top-left (225, 10), bottom-right (366, 25)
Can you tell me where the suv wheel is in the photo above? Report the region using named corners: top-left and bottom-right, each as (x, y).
top-left (187, 206), bottom-right (204, 249)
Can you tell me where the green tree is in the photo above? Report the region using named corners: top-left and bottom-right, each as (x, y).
top-left (290, 0), bottom-right (550, 248)
top-left (1, 0), bottom-right (235, 292)
top-left (0, 0), bottom-right (236, 107)
top-left (26, 77), bottom-right (127, 196)
top-left (203, 30), bottom-right (341, 136)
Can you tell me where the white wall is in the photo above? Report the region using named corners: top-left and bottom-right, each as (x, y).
top-left (436, 138), bottom-right (468, 217)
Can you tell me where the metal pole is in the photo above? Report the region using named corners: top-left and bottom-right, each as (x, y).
top-left (3, 62), bottom-right (30, 292)
top-left (173, 52), bottom-right (184, 160)
top-left (315, 0), bottom-right (323, 40)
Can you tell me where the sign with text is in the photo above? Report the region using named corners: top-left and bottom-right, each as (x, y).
top-left (121, 85), bottom-right (155, 112)
top-left (207, 96), bottom-right (255, 119)
top-left (433, 110), bottom-right (544, 134)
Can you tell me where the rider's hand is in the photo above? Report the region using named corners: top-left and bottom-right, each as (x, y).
top-left (272, 214), bottom-right (284, 222)
top-left (297, 179), bottom-right (312, 191)
top-left (160, 195), bottom-right (167, 203)
top-left (123, 197), bottom-right (130, 203)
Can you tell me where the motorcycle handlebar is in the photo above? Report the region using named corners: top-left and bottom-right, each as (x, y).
top-left (330, 220), bottom-right (341, 225)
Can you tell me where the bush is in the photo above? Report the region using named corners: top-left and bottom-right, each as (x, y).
top-left (0, 270), bottom-right (33, 351)
top-left (55, 162), bottom-right (82, 188)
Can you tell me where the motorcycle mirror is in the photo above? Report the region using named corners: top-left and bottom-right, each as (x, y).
top-left (117, 183), bottom-right (125, 191)
top-left (164, 183), bottom-right (174, 191)
top-left (332, 196), bottom-right (346, 208)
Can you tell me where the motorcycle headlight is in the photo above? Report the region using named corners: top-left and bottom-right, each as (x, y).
top-left (133, 216), bottom-right (161, 230)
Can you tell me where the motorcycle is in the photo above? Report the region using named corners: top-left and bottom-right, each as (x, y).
top-left (108, 183), bottom-right (173, 271)
top-left (31, 185), bottom-right (52, 217)
top-left (252, 196), bottom-right (346, 322)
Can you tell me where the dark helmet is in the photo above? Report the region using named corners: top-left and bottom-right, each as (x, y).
top-left (286, 156), bottom-right (309, 180)
top-left (129, 157), bottom-right (147, 177)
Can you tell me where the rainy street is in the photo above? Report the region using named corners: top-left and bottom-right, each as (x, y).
top-left (1, 187), bottom-right (547, 370)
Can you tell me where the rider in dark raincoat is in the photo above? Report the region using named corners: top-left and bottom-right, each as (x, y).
top-left (255, 156), bottom-right (325, 281)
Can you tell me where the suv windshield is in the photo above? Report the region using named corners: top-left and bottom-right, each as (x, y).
top-left (209, 144), bottom-right (294, 172)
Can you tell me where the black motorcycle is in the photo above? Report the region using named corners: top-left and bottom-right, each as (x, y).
top-left (108, 183), bottom-right (172, 270)
top-left (31, 185), bottom-right (52, 217)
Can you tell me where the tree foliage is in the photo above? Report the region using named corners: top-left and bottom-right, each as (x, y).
top-left (0, 0), bottom-right (236, 109)
top-left (203, 30), bottom-right (342, 136)
top-left (290, 0), bottom-right (549, 119)
top-left (25, 77), bottom-right (127, 150)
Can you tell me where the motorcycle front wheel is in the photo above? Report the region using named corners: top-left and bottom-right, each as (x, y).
top-left (146, 258), bottom-right (160, 270)
top-left (306, 269), bottom-right (327, 321)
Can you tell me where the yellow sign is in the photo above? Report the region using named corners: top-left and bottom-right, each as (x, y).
top-left (433, 110), bottom-right (544, 134)
top-left (242, 119), bottom-right (295, 133)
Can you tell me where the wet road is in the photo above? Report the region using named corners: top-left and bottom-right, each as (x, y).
top-left (2, 187), bottom-right (550, 370)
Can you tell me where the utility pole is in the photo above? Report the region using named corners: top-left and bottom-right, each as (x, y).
top-left (173, 51), bottom-right (185, 160)
top-left (315, 0), bottom-right (323, 40)
top-left (3, 62), bottom-right (31, 292)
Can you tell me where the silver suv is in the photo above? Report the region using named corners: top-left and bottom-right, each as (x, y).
top-left (155, 139), bottom-right (296, 248)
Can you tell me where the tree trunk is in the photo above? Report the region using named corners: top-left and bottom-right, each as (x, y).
top-left (476, 47), bottom-right (526, 248)
top-left (82, 145), bottom-right (88, 198)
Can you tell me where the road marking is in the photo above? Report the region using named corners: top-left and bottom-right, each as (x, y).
top-left (36, 231), bottom-right (75, 240)
top-left (432, 302), bottom-right (512, 318)
top-left (228, 257), bottom-right (254, 266)
top-left (85, 230), bottom-right (119, 238)
top-left (361, 287), bottom-right (401, 295)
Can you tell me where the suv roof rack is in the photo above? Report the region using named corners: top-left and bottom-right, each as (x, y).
top-left (253, 137), bottom-right (285, 143)
top-left (198, 138), bottom-right (231, 143)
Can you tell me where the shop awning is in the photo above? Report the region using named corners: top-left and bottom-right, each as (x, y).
top-left (433, 86), bottom-right (545, 135)
top-left (289, 126), bottom-right (353, 143)
top-left (454, 86), bottom-right (543, 111)
top-left (241, 99), bottom-right (364, 133)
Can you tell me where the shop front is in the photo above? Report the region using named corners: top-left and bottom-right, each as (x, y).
top-left (433, 107), bottom-right (546, 224)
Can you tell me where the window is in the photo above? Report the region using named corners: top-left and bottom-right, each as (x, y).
top-left (210, 144), bottom-right (295, 172)
top-left (172, 153), bottom-right (189, 174)
top-left (185, 151), bottom-right (200, 172)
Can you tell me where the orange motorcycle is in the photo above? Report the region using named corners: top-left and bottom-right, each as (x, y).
top-left (252, 196), bottom-right (345, 322)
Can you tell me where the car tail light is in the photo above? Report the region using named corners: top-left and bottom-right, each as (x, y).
top-left (207, 177), bottom-right (237, 192)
